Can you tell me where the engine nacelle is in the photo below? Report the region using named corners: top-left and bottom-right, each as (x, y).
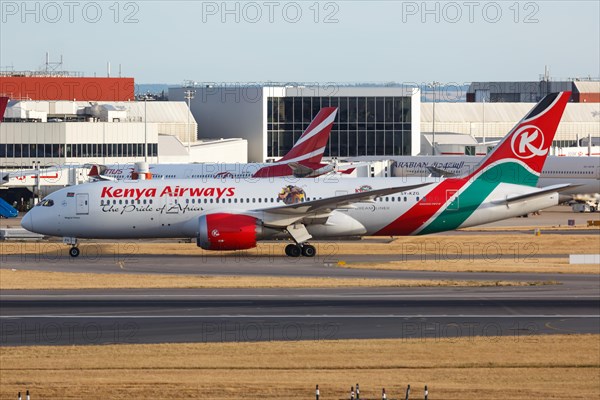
top-left (197, 213), bottom-right (262, 250)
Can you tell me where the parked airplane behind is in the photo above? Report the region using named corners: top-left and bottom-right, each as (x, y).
top-left (387, 154), bottom-right (600, 205)
top-left (2, 107), bottom-right (351, 197)
top-left (22, 92), bottom-right (573, 257)
top-left (0, 97), bottom-right (8, 122)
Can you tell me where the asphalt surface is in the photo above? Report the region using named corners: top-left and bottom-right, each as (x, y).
top-left (1, 286), bottom-right (598, 346)
top-left (0, 252), bottom-right (594, 280)
top-left (1, 259), bottom-right (599, 346)
top-left (1, 205), bottom-right (598, 346)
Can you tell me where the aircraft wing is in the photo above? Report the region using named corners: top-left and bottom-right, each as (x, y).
top-left (260, 183), bottom-right (430, 216)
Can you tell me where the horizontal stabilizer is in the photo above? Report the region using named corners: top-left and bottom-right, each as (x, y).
top-left (493, 184), bottom-right (574, 204)
top-left (87, 164), bottom-right (118, 182)
top-left (426, 166), bottom-right (458, 178)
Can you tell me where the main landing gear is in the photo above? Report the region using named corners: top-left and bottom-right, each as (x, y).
top-left (282, 223), bottom-right (317, 257)
top-left (63, 237), bottom-right (80, 257)
top-left (285, 243), bottom-right (316, 258)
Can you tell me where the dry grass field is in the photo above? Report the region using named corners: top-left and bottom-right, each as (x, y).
top-left (1, 232), bottom-right (597, 399)
top-left (2, 233), bottom-right (598, 275)
top-left (0, 269), bottom-right (553, 290)
top-left (2, 233), bottom-right (598, 258)
top-left (1, 335), bottom-right (598, 400)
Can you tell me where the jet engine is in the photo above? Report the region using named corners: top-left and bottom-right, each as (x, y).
top-left (197, 213), bottom-right (263, 250)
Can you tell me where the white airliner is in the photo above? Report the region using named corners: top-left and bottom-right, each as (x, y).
top-left (22, 92), bottom-right (573, 257)
top-left (1, 107), bottom-right (351, 196)
top-left (389, 154), bottom-right (600, 207)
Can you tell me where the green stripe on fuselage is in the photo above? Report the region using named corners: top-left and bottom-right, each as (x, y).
top-left (418, 162), bottom-right (538, 235)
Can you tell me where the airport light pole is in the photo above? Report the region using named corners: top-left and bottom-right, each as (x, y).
top-left (184, 89), bottom-right (196, 160)
top-left (144, 97), bottom-right (147, 162)
top-left (428, 81), bottom-right (441, 155)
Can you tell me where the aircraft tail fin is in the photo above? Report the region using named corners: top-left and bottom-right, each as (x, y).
top-left (279, 107), bottom-right (337, 164)
top-left (0, 97), bottom-right (9, 122)
top-left (468, 91), bottom-right (571, 186)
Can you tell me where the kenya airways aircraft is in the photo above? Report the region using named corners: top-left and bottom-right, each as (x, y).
top-left (22, 92), bottom-right (572, 258)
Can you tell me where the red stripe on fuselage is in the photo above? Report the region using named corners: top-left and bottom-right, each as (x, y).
top-left (374, 177), bottom-right (468, 236)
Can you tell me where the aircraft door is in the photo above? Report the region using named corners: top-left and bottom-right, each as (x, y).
top-left (446, 190), bottom-right (459, 210)
top-left (76, 193), bottom-right (89, 215)
top-left (165, 194), bottom-right (181, 214)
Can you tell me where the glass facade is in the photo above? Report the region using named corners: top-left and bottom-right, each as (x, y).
top-left (267, 96), bottom-right (412, 158)
top-left (0, 143), bottom-right (158, 158)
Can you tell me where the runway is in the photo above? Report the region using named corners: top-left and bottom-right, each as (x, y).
top-left (2, 235), bottom-right (599, 346)
top-left (2, 284), bottom-right (599, 346)
top-left (0, 252), bottom-right (594, 281)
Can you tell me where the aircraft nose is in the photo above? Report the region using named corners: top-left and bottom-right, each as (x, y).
top-left (21, 211), bottom-right (34, 232)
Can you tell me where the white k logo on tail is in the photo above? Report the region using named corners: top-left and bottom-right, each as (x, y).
top-left (510, 125), bottom-right (548, 159)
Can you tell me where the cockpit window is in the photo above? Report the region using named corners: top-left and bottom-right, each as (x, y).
top-left (41, 199), bottom-right (54, 207)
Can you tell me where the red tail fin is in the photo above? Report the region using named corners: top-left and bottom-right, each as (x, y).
top-left (471, 91), bottom-right (571, 178)
top-left (0, 97), bottom-right (9, 122)
top-left (279, 107), bottom-right (337, 164)
top-left (88, 165), bottom-right (100, 178)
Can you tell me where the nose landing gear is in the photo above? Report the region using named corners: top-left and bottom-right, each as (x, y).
top-left (68, 246), bottom-right (80, 258)
top-left (63, 237), bottom-right (79, 257)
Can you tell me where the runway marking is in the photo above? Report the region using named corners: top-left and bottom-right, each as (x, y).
top-left (544, 319), bottom-right (581, 334)
top-left (2, 315), bottom-right (599, 319)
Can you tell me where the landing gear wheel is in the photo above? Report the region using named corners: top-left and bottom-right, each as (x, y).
top-left (285, 244), bottom-right (302, 257)
top-left (69, 247), bottom-right (80, 258)
top-left (301, 244), bottom-right (316, 257)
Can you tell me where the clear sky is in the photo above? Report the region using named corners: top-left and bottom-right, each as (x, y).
top-left (1, 1), bottom-right (598, 85)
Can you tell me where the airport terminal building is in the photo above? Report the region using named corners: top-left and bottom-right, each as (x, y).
top-left (169, 85), bottom-right (421, 162)
top-left (0, 100), bottom-right (248, 169)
